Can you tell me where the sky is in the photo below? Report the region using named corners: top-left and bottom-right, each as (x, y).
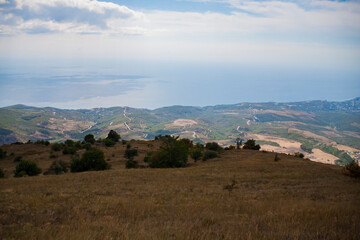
top-left (0, 0), bottom-right (359, 109)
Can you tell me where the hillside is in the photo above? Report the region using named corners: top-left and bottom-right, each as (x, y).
top-left (0, 141), bottom-right (359, 239)
top-left (0, 98), bottom-right (359, 165)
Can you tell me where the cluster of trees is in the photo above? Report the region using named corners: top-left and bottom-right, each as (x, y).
top-left (0, 132), bottom-right (265, 177)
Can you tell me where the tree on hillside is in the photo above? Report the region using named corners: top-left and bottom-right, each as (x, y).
top-left (106, 130), bottom-right (120, 142)
top-left (71, 148), bottom-right (110, 172)
top-left (84, 134), bottom-right (95, 144)
top-left (243, 139), bottom-right (261, 150)
top-left (149, 136), bottom-right (189, 168)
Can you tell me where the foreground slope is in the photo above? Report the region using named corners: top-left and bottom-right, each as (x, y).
top-left (0, 145), bottom-right (359, 239)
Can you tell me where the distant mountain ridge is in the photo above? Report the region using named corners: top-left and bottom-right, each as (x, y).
top-left (1, 98), bottom-right (359, 165)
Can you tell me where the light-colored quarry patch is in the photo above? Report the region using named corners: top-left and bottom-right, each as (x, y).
top-left (247, 133), bottom-right (302, 151)
top-left (334, 144), bottom-right (360, 152)
top-left (170, 119), bottom-right (197, 127)
top-left (308, 149), bottom-right (338, 165)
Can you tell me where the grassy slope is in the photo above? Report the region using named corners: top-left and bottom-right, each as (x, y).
top-left (0, 142), bottom-right (359, 239)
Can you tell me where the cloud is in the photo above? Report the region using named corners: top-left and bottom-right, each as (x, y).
top-left (0, 0), bottom-right (146, 35)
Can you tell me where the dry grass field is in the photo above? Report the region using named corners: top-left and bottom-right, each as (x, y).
top-left (1, 141), bottom-right (360, 239)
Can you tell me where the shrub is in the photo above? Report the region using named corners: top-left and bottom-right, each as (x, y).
top-left (62, 146), bottom-right (77, 155)
top-left (243, 139), bottom-right (261, 150)
top-left (34, 140), bottom-right (50, 146)
top-left (103, 138), bottom-right (116, 147)
top-left (124, 148), bottom-right (138, 160)
top-left (149, 136), bottom-right (189, 168)
top-left (143, 152), bottom-right (152, 162)
top-left (0, 168), bottom-right (4, 178)
top-left (0, 148), bottom-right (7, 159)
top-left (13, 156), bottom-right (22, 162)
top-left (205, 142), bottom-right (223, 152)
top-left (14, 160), bottom-right (42, 177)
top-left (83, 143), bottom-right (92, 150)
top-left (294, 152), bottom-right (305, 158)
top-left (190, 148), bottom-right (203, 162)
top-left (84, 134), bottom-right (95, 144)
top-left (203, 150), bottom-right (218, 161)
top-left (51, 143), bottom-right (62, 152)
top-left (225, 145), bottom-right (235, 150)
top-left (48, 160), bottom-right (68, 175)
top-left (49, 152), bottom-right (57, 158)
top-left (122, 140), bottom-right (127, 145)
top-left (343, 160), bottom-right (360, 178)
top-left (126, 159), bottom-right (139, 169)
top-left (274, 154), bottom-right (280, 162)
top-left (71, 148), bottom-right (110, 172)
top-left (107, 130), bottom-right (120, 142)
top-left (64, 139), bottom-right (75, 146)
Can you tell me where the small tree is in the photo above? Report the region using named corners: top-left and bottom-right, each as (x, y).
top-left (84, 134), bottom-right (95, 144)
top-left (0, 168), bottom-right (4, 178)
top-left (205, 142), bottom-right (223, 152)
top-left (0, 148), bottom-right (7, 159)
top-left (47, 160), bottom-right (68, 175)
top-left (107, 130), bottom-right (120, 142)
top-left (126, 159), bottom-right (139, 169)
top-left (243, 139), bottom-right (260, 150)
top-left (14, 160), bottom-right (42, 177)
top-left (71, 148), bottom-right (110, 172)
top-left (103, 138), bottom-right (115, 147)
top-left (124, 148), bottom-right (138, 160)
top-left (190, 148), bottom-right (203, 162)
top-left (203, 150), bottom-right (218, 161)
top-left (149, 136), bottom-right (189, 168)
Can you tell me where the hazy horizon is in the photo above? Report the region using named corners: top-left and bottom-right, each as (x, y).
top-left (1, 0), bottom-right (359, 109)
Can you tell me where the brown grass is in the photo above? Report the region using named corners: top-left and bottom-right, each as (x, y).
top-left (1, 143), bottom-right (360, 239)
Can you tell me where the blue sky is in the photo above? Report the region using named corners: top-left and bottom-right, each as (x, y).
top-left (0, 0), bottom-right (359, 109)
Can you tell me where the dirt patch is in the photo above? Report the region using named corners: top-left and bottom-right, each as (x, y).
top-left (308, 149), bottom-right (338, 165)
top-left (247, 133), bottom-right (302, 151)
top-left (334, 144), bottom-right (360, 152)
top-left (170, 119), bottom-right (197, 127)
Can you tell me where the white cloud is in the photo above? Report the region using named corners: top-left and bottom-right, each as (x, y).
top-left (0, 0), bottom-right (147, 35)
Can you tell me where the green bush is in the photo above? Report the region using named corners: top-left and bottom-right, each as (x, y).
top-left (125, 148), bottom-right (138, 159)
top-left (190, 148), bottom-right (203, 162)
top-left (0, 168), bottom-right (4, 178)
top-left (205, 142), bottom-right (223, 152)
top-left (343, 160), bottom-right (360, 178)
top-left (14, 160), bottom-right (42, 177)
top-left (104, 138), bottom-right (115, 147)
top-left (48, 160), bottom-right (68, 175)
top-left (149, 136), bottom-right (189, 168)
top-left (84, 134), bottom-right (95, 144)
top-left (64, 139), bottom-right (75, 146)
top-left (34, 140), bottom-right (50, 146)
top-left (62, 146), bottom-right (77, 155)
top-left (126, 159), bottom-right (139, 169)
top-left (107, 130), bottom-right (120, 142)
top-left (243, 139), bottom-right (261, 150)
top-left (203, 150), bottom-right (218, 161)
top-left (143, 152), bottom-right (152, 162)
top-left (51, 143), bottom-right (62, 152)
top-left (0, 148), bottom-right (7, 159)
top-left (13, 156), bottom-right (22, 162)
top-left (71, 148), bottom-right (110, 172)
